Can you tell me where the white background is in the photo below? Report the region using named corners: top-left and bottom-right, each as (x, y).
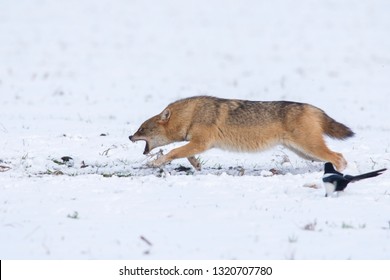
top-left (0, 0), bottom-right (390, 259)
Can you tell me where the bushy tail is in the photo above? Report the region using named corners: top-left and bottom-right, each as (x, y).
top-left (322, 113), bottom-right (355, 140)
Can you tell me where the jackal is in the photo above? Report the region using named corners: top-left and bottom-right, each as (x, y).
top-left (129, 96), bottom-right (354, 171)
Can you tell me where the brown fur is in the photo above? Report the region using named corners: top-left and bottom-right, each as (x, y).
top-left (129, 96), bottom-right (354, 171)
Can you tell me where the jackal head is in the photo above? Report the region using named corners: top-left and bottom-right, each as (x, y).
top-left (129, 109), bottom-right (172, 155)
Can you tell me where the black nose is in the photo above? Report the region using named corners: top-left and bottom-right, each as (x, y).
top-left (129, 135), bottom-right (133, 141)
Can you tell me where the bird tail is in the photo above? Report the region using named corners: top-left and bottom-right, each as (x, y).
top-left (345, 168), bottom-right (387, 182)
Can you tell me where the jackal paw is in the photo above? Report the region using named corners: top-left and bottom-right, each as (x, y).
top-left (187, 156), bottom-right (202, 171)
top-left (147, 157), bottom-right (168, 169)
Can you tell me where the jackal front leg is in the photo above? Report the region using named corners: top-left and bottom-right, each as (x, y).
top-left (187, 156), bottom-right (201, 171)
top-left (148, 141), bottom-right (209, 170)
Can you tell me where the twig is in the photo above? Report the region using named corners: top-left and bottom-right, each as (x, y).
top-left (141, 149), bottom-right (164, 163)
top-left (0, 165), bottom-right (11, 172)
top-left (101, 145), bottom-right (118, 156)
top-left (140, 235), bottom-right (153, 246)
top-left (0, 122), bottom-right (8, 133)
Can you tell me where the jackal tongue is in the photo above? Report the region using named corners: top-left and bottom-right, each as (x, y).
top-left (143, 141), bottom-right (150, 155)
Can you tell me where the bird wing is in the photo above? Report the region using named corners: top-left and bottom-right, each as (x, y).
top-left (323, 174), bottom-right (350, 191)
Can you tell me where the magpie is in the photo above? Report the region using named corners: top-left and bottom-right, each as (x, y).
top-left (322, 162), bottom-right (387, 197)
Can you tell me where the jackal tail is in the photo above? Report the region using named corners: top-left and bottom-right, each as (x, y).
top-left (322, 113), bottom-right (355, 139)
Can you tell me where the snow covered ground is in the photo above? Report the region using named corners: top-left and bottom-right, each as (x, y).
top-left (1, 0), bottom-right (390, 259)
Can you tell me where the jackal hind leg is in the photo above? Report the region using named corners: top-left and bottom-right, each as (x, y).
top-left (286, 136), bottom-right (347, 171)
top-left (285, 145), bottom-right (320, 162)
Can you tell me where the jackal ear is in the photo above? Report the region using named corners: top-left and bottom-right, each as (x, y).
top-left (159, 109), bottom-right (171, 123)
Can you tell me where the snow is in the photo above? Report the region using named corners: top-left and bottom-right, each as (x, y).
top-left (1, 0), bottom-right (390, 259)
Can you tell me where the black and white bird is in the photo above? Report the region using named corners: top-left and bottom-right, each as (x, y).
top-left (322, 162), bottom-right (387, 197)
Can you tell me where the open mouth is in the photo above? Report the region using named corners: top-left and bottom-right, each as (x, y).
top-left (143, 141), bottom-right (150, 155)
top-left (130, 136), bottom-right (150, 155)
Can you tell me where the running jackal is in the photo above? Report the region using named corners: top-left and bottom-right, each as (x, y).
top-left (130, 96), bottom-right (354, 171)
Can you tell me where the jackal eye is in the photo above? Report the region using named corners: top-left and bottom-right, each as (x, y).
top-left (138, 127), bottom-right (144, 133)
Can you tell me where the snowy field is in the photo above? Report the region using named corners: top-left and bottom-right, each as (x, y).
top-left (1, 0), bottom-right (390, 259)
